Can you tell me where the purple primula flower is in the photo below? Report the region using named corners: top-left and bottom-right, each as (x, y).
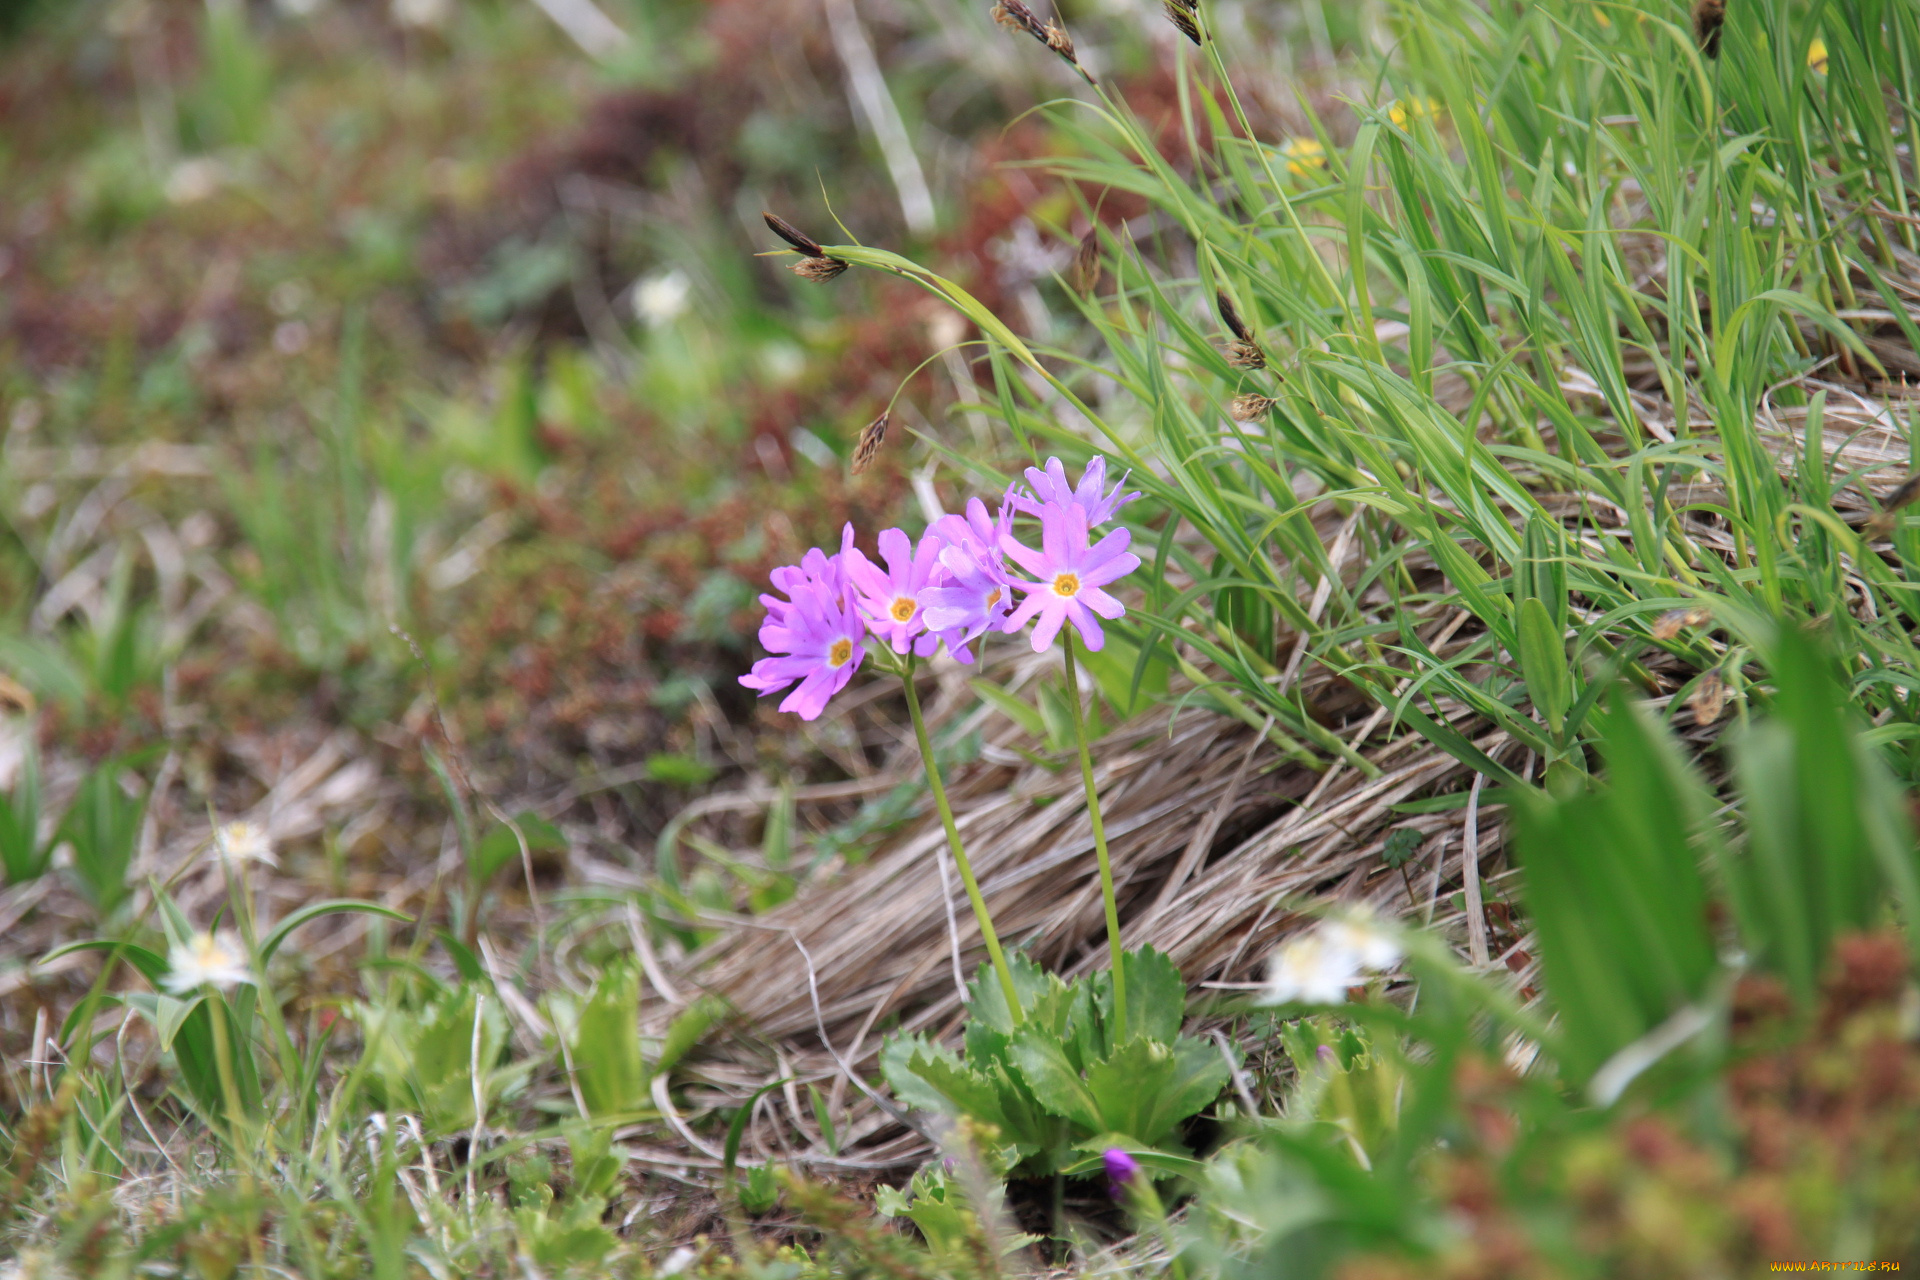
top-left (928, 495), bottom-right (1013, 560)
top-left (1103, 1148), bottom-right (1141, 1200)
top-left (922, 499), bottom-right (1014, 646)
top-left (1010, 455), bottom-right (1139, 527)
top-left (740, 545), bottom-right (866, 721)
top-left (763, 538), bottom-right (848, 627)
top-left (1001, 501), bottom-right (1140, 652)
top-left (845, 527), bottom-right (951, 657)
top-left (920, 541), bottom-right (1013, 645)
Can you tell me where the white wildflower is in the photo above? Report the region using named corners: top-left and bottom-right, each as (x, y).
top-left (1258, 930), bottom-right (1363, 1005)
top-left (215, 820), bottom-right (277, 867)
top-left (1320, 907), bottom-right (1403, 973)
top-left (164, 157), bottom-right (226, 206)
top-left (391, 0), bottom-right (451, 29)
top-left (163, 931), bottom-right (257, 995)
top-left (631, 269), bottom-right (692, 328)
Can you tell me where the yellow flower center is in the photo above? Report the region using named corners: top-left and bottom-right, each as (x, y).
top-left (889, 597), bottom-right (916, 623)
top-left (986, 587), bottom-right (1003, 608)
top-left (1052, 572), bottom-right (1081, 597)
top-left (191, 935), bottom-right (230, 967)
top-left (828, 638), bottom-right (854, 667)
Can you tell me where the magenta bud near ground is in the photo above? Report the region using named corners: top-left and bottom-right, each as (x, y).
top-left (1104, 1147), bottom-right (1141, 1199)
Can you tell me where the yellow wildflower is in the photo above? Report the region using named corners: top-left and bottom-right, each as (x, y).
top-left (1282, 137), bottom-right (1327, 178)
top-left (1388, 97), bottom-right (1441, 129)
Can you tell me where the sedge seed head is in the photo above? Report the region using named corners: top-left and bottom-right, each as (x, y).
top-left (1690, 669), bottom-right (1728, 725)
top-left (763, 211), bottom-right (826, 257)
top-left (1070, 230), bottom-right (1102, 295)
top-left (1163, 0), bottom-right (1203, 45)
top-left (1692, 0), bottom-right (1725, 57)
top-left (792, 256), bottom-right (849, 283)
top-left (851, 413), bottom-right (889, 475)
top-left (1230, 394), bottom-right (1276, 421)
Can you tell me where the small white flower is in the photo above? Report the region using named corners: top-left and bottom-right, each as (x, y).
top-left (391, 0), bottom-right (452, 28)
top-left (164, 931), bottom-right (257, 994)
top-left (1258, 930), bottom-right (1363, 1005)
top-left (164, 157), bottom-right (226, 206)
top-left (1321, 908), bottom-right (1403, 973)
top-left (216, 820), bottom-right (277, 867)
top-left (632, 269), bottom-right (692, 328)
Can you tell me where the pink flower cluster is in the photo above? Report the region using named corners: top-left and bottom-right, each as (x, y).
top-left (740, 456), bottom-right (1142, 720)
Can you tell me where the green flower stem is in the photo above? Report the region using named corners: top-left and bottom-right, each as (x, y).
top-left (206, 988), bottom-right (250, 1156)
top-left (900, 660), bottom-right (1022, 1024)
top-left (1061, 629), bottom-right (1127, 1044)
top-left (205, 994), bottom-right (266, 1270)
top-left (1122, 1174), bottom-right (1187, 1280)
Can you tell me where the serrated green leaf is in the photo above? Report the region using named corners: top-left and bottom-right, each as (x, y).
top-left (1121, 946), bottom-right (1187, 1045)
top-left (1008, 1027), bottom-right (1100, 1130)
top-left (880, 1033), bottom-right (957, 1114)
top-left (964, 955), bottom-right (1055, 1035)
top-left (1084, 1034), bottom-right (1230, 1148)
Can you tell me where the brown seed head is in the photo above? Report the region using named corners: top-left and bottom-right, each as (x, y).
top-left (1689, 668), bottom-right (1727, 725)
top-left (1164, 0), bottom-right (1203, 45)
top-left (1216, 289), bottom-right (1254, 343)
top-left (851, 413), bottom-right (889, 476)
top-left (1230, 394), bottom-right (1276, 421)
top-left (0, 671), bottom-right (34, 716)
top-left (1650, 604), bottom-right (1713, 641)
top-left (1226, 340), bottom-right (1266, 370)
top-left (991, 0), bottom-right (1048, 40)
top-left (763, 211), bottom-right (826, 258)
top-left (1692, 0), bottom-right (1725, 57)
top-left (792, 256), bottom-right (850, 283)
top-left (992, 2), bottom-right (1093, 81)
top-left (1867, 471), bottom-right (1920, 537)
top-left (1070, 229), bottom-right (1102, 295)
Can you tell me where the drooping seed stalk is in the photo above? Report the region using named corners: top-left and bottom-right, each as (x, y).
top-left (1061, 630), bottom-right (1127, 1044)
top-left (901, 661), bottom-right (1022, 1024)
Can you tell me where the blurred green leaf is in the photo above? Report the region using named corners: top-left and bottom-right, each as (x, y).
top-left (645, 753), bottom-right (718, 788)
top-left (1513, 688), bottom-right (1718, 1082)
top-left (473, 811), bottom-right (565, 887)
top-left (571, 957), bottom-right (649, 1120)
top-left (58, 763), bottom-right (146, 919)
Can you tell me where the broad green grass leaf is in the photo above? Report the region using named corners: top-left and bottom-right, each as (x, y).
top-left (261, 900), bottom-right (413, 966)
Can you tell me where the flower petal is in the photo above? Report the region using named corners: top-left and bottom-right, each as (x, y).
top-left (1079, 586), bottom-right (1127, 619)
top-left (1067, 600), bottom-right (1105, 650)
top-left (1028, 599), bottom-right (1067, 651)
